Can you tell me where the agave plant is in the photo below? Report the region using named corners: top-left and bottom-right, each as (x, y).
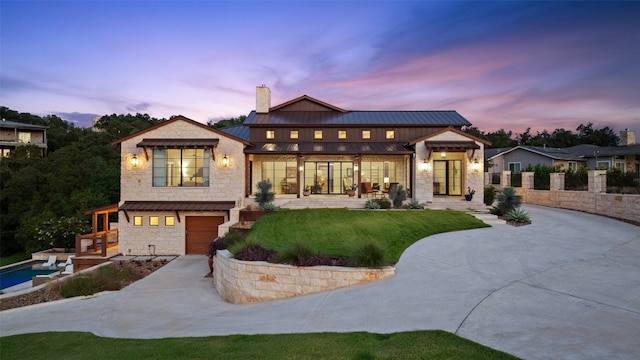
top-left (255, 180), bottom-right (275, 210)
top-left (490, 187), bottom-right (521, 216)
top-left (506, 207), bottom-right (530, 223)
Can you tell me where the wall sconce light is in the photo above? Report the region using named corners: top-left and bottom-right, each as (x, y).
top-left (441, 151), bottom-right (446, 158)
top-left (354, 164), bottom-right (359, 172)
top-left (299, 165), bottom-right (304, 172)
top-left (130, 154), bottom-right (139, 168)
top-left (420, 159), bottom-right (430, 174)
top-left (473, 158), bottom-right (480, 173)
top-left (222, 154), bottom-right (229, 168)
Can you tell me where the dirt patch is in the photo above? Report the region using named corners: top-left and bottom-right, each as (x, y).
top-left (0, 260), bottom-right (168, 312)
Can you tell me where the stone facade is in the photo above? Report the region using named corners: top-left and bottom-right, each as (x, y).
top-left (117, 117), bottom-right (247, 255)
top-left (214, 250), bottom-right (395, 303)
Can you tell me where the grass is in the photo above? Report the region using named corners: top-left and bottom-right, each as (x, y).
top-left (247, 208), bottom-right (489, 263)
top-left (0, 331), bottom-right (518, 359)
top-left (0, 252), bottom-right (30, 267)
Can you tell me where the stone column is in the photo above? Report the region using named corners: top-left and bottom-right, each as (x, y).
top-left (551, 173), bottom-right (565, 191)
top-left (588, 170), bottom-right (607, 193)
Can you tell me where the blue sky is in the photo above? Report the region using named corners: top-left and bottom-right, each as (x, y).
top-left (1, 1), bottom-right (638, 133)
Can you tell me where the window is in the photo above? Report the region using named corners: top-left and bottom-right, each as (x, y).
top-left (615, 162), bottom-right (626, 172)
top-left (362, 130), bottom-right (371, 139)
top-left (338, 130), bottom-right (347, 139)
top-left (290, 130), bottom-right (298, 139)
top-left (153, 148), bottom-right (210, 187)
top-left (149, 216), bottom-right (159, 226)
top-left (314, 130), bottom-right (323, 139)
top-left (165, 216), bottom-right (175, 226)
top-left (262, 161), bottom-right (298, 195)
top-left (385, 130), bottom-right (395, 139)
top-left (568, 162), bottom-right (577, 171)
top-left (18, 132), bottom-right (31, 143)
top-left (266, 130), bottom-right (275, 139)
top-left (508, 162), bottom-right (521, 173)
top-left (133, 216), bottom-right (143, 226)
top-left (596, 161), bottom-right (610, 170)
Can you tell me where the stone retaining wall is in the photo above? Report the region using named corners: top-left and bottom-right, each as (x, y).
top-left (213, 250), bottom-right (395, 304)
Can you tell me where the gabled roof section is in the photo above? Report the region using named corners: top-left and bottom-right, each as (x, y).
top-left (408, 127), bottom-right (491, 146)
top-left (220, 124), bottom-right (249, 141)
top-left (111, 115), bottom-right (251, 145)
top-left (487, 146), bottom-right (580, 161)
top-left (270, 95), bottom-right (347, 113)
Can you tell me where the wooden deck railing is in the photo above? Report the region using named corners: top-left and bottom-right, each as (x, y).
top-left (75, 229), bottom-right (119, 257)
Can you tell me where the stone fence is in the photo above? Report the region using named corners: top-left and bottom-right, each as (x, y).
top-left (486, 170), bottom-right (639, 224)
top-left (213, 250), bottom-right (395, 304)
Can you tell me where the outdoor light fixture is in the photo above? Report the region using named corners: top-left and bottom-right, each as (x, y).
top-left (420, 159), bottom-right (429, 174)
top-left (130, 154), bottom-right (139, 168)
top-left (354, 164), bottom-right (359, 171)
top-left (473, 158), bottom-right (480, 173)
top-left (441, 151), bottom-right (446, 158)
top-left (299, 165), bottom-right (304, 172)
top-left (222, 154), bottom-right (229, 168)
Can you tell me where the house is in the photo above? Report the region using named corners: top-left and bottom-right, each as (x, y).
top-left (112, 116), bottom-right (250, 255)
top-left (486, 129), bottom-right (640, 174)
top-left (226, 85), bottom-right (489, 203)
top-left (111, 86), bottom-right (489, 256)
top-left (0, 119), bottom-right (48, 157)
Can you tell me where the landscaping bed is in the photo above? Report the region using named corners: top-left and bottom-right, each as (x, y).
top-left (0, 260), bottom-right (168, 311)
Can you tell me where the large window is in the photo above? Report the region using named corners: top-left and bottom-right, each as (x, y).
top-left (360, 161), bottom-right (397, 189)
top-left (18, 132), bottom-right (31, 143)
top-left (262, 161), bottom-right (298, 194)
top-left (508, 162), bottom-right (521, 173)
top-left (153, 148), bottom-right (210, 187)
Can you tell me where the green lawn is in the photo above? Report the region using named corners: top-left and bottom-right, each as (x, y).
top-left (247, 208), bottom-right (489, 263)
top-left (0, 331), bottom-right (518, 360)
top-left (0, 252), bottom-right (30, 267)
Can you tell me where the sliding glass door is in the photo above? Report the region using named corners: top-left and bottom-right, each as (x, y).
top-left (303, 161), bottom-right (354, 194)
top-left (433, 160), bottom-right (462, 196)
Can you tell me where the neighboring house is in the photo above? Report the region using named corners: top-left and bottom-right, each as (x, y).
top-left (113, 116), bottom-right (250, 255)
top-left (486, 129), bottom-right (640, 174)
top-left (0, 119), bottom-right (48, 157)
top-left (224, 86), bottom-right (489, 203)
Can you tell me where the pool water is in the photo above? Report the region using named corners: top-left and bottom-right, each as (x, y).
top-left (0, 261), bottom-right (60, 290)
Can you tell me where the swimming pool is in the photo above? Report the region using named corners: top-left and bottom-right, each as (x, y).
top-left (0, 261), bottom-right (60, 290)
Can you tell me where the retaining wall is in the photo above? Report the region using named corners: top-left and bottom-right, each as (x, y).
top-left (213, 250), bottom-right (395, 304)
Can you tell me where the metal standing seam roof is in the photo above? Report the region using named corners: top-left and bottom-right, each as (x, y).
top-left (136, 138), bottom-right (220, 147)
top-left (119, 201), bottom-right (236, 212)
top-left (220, 125), bottom-right (250, 141)
top-left (243, 110), bottom-right (471, 126)
top-left (244, 142), bottom-right (414, 154)
top-left (0, 120), bottom-right (49, 129)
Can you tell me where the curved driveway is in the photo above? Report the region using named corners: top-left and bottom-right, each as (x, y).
top-left (1, 205), bottom-right (639, 359)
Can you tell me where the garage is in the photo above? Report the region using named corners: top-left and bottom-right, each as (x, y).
top-left (185, 216), bottom-right (225, 254)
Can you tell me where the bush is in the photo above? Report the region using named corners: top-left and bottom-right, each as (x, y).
top-left (222, 230), bottom-right (248, 254)
top-left (407, 199), bottom-right (424, 209)
top-left (260, 202), bottom-right (278, 211)
top-left (506, 208), bottom-right (531, 223)
top-left (389, 185), bottom-right (407, 208)
top-left (58, 264), bottom-right (141, 298)
top-left (279, 242), bottom-right (316, 266)
top-left (484, 186), bottom-right (496, 206)
top-left (374, 198), bottom-right (391, 209)
top-left (364, 199), bottom-right (381, 209)
top-left (350, 243), bottom-right (386, 269)
top-left (490, 187), bottom-right (521, 216)
top-left (255, 180), bottom-right (275, 210)
top-left (29, 215), bottom-right (90, 253)
top-left (234, 243), bottom-right (279, 263)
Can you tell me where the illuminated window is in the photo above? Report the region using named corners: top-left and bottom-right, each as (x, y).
top-left (386, 130), bottom-right (395, 139)
top-left (314, 130), bottom-right (323, 139)
top-left (18, 132), bottom-right (31, 143)
top-left (266, 130), bottom-right (275, 139)
top-left (165, 216), bottom-right (175, 226)
top-left (362, 130), bottom-right (371, 139)
top-left (149, 216), bottom-right (159, 226)
top-left (290, 130), bottom-right (298, 139)
top-left (153, 148), bottom-right (210, 187)
top-left (338, 130), bottom-right (347, 139)
top-left (133, 216), bottom-right (143, 226)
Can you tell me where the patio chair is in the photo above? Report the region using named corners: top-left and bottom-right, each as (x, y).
top-left (360, 182), bottom-right (376, 197)
top-left (61, 264), bottom-right (74, 275)
top-left (57, 255), bottom-right (74, 267)
top-left (42, 255), bottom-right (57, 267)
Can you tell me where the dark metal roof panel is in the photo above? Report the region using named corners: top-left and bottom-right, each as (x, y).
top-left (136, 138), bottom-right (219, 147)
top-left (219, 125), bottom-right (249, 141)
top-left (0, 120), bottom-right (49, 129)
top-left (245, 142), bottom-right (413, 154)
top-left (425, 141), bottom-right (480, 150)
top-left (119, 201), bottom-right (235, 212)
top-left (244, 110), bottom-right (470, 126)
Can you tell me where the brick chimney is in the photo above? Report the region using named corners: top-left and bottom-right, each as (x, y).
top-left (620, 129), bottom-right (636, 146)
top-left (256, 85), bottom-right (271, 113)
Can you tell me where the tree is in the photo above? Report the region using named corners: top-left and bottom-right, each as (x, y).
top-left (576, 123), bottom-right (618, 146)
top-left (485, 129), bottom-right (517, 148)
top-left (208, 115), bottom-right (246, 129)
top-left (95, 113), bottom-right (164, 140)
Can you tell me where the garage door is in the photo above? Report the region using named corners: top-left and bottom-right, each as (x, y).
top-left (185, 216), bottom-right (224, 254)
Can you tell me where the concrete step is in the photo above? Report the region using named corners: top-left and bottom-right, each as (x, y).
top-left (471, 213), bottom-right (507, 225)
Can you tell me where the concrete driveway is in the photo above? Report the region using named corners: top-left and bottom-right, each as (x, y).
top-left (1, 205), bottom-right (639, 359)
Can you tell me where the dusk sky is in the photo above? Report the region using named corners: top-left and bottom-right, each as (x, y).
top-left (1, 1), bottom-right (638, 134)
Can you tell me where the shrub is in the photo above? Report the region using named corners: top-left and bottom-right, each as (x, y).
top-left (260, 202), bottom-right (278, 212)
top-left (375, 198), bottom-right (391, 209)
top-left (223, 230), bottom-right (248, 254)
top-left (279, 242), bottom-right (316, 266)
top-left (364, 199), bottom-right (381, 209)
top-left (506, 208), bottom-right (531, 223)
top-left (58, 264), bottom-right (141, 298)
top-left (234, 243), bottom-right (279, 263)
top-left (30, 215), bottom-right (90, 253)
top-left (490, 187), bottom-right (521, 216)
top-left (254, 180), bottom-right (275, 210)
top-left (389, 185), bottom-right (407, 208)
top-left (59, 276), bottom-right (101, 298)
top-left (407, 199), bottom-right (424, 209)
top-left (484, 186), bottom-right (496, 206)
top-left (350, 243), bottom-right (386, 269)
